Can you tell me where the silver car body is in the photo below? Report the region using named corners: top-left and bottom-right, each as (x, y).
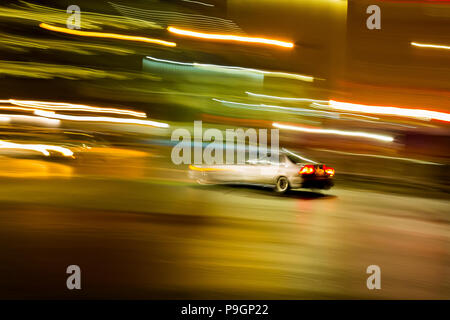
top-left (188, 152), bottom-right (305, 189)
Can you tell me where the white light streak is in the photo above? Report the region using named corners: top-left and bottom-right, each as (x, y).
top-left (34, 110), bottom-right (169, 128)
top-left (273, 122), bottom-right (394, 142)
top-left (145, 56), bottom-right (313, 82)
top-left (246, 92), bottom-right (327, 103)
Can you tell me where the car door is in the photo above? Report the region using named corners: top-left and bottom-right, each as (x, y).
top-left (241, 158), bottom-right (264, 184)
top-left (258, 155), bottom-right (282, 184)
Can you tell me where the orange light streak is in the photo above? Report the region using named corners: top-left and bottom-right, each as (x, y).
top-left (167, 26), bottom-right (294, 48)
top-left (40, 23), bottom-right (176, 47)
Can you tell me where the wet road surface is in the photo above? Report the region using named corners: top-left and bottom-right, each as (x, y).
top-left (0, 158), bottom-right (448, 299)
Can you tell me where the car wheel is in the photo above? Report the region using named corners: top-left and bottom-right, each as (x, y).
top-left (275, 176), bottom-right (289, 193)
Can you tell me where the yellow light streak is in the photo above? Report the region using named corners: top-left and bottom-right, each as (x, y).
top-left (273, 122), bottom-right (394, 142)
top-left (188, 165), bottom-right (232, 172)
top-left (40, 23), bottom-right (176, 47)
top-left (196, 64), bottom-right (312, 81)
top-left (0, 104), bottom-right (35, 113)
top-left (167, 26), bottom-right (294, 48)
top-left (411, 42), bottom-right (450, 50)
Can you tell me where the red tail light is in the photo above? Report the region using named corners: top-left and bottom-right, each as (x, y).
top-left (324, 165), bottom-right (335, 176)
top-left (299, 165), bottom-right (315, 175)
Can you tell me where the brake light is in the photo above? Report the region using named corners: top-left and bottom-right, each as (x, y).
top-left (299, 165), bottom-right (315, 175)
top-left (324, 165), bottom-right (335, 176)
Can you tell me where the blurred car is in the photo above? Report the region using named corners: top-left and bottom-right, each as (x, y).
top-left (189, 149), bottom-right (334, 193)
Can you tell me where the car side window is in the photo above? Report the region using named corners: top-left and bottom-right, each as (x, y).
top-left (283, 155), bottom-right (290, 165)
top-left (246, 155), bottom-right (282, 165)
